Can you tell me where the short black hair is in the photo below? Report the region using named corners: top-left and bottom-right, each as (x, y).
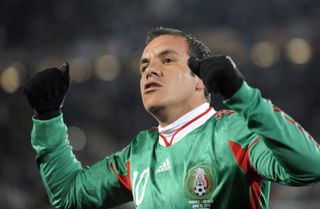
top-left (145, 27), bottom-right (211, 99)
top-left (145, 27), bottom-right (212, 60)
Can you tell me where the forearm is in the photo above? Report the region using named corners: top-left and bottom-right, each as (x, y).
top-left (224, 82), bottom-right (320, 178)
top-left (37, 145), bottom-right (81, 208)
top-left (32, 115), bottom-right (83, 208)
top-left (32, 115), bottom-right (130, 208)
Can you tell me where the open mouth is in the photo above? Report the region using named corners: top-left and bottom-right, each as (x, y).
top-left (144, 82), bottom-right (162, 92)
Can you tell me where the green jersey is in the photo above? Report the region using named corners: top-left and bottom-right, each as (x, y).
top-left (31, 82), bottom-right (320, 209)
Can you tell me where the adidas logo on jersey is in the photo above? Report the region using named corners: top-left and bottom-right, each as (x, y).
top-left (156, 158), bottom-right (171, 173)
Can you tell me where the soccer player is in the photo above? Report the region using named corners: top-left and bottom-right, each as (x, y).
top-left (24, 27), bottom-right (320, 209)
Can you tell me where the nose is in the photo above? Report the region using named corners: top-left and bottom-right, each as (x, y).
top-left (145, 63), bottom-right (161, 79)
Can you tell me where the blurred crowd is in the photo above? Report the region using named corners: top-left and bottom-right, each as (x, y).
top-left (0, 0), bottom-right (320, 209)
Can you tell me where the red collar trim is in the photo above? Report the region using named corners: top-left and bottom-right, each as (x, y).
top-left (159, 106), bottom-right (213, 147)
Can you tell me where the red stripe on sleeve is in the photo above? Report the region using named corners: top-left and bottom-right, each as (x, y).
top-left (229, 139), bottom-right (263, 209)
top-left (109, 161), bottom-right (132, 192)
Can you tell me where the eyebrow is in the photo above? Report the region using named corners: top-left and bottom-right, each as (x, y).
top-left (140, 49), bottom-right (179, 65)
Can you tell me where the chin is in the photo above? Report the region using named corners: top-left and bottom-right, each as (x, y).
top-left (144, 101), bottom-right (165, 115)
top-left (144, 103), bottom-right (160, 112)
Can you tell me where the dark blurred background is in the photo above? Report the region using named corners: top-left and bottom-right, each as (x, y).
top-left (0, 0), bottom-right (320, 209)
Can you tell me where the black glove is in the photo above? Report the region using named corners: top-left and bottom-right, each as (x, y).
top-left (23, 62), bottom-right (70, 120)
top-left (188, 55), bottom-right (244, 99)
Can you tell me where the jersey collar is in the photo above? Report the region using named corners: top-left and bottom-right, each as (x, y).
top-left (158, 102), bottom-right (216, 147)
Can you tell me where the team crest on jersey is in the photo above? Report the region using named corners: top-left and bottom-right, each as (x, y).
top-left (185, 164), bottom-right (216, 199)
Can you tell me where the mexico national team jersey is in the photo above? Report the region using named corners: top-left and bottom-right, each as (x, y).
top-left (31, 82), bottom-right (320, 209)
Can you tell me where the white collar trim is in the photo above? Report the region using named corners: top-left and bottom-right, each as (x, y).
top-left (158, 102), bottom-right (215, 146)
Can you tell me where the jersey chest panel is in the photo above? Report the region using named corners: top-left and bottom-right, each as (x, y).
top-left (129, 121), bottom-right (252, 209)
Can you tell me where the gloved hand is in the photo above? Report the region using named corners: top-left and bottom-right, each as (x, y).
top-left (23, 62), bottom-right (71, 120)
top-left (188, 55), bottom-right (244, 99)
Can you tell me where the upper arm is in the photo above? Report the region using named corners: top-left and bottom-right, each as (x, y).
top-left (225, 114), bottom-right (318, 186)
top-left (249, 137), bottom-right (320, 186)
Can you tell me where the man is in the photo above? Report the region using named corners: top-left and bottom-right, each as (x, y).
top-left (24, 27), bottom-right (320, 209)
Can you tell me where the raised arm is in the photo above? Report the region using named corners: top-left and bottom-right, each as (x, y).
top-left (188, 56), bottom-right (320, 185)
top-left (225, 82), bottom-right (320, 185)
top-left (24, 64), bottom-right (132, 208)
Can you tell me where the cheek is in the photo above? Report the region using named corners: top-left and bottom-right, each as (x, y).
top-left (177, 74), bottom-right (184, 82)
top-left (139, 79), bottom-right (144, 95)
top-left (171, 72), bottom-right (185, 85)
top-left (140, 80), bottom-right (147, 104)
top-left (174, 73), bottom-right (195, 90)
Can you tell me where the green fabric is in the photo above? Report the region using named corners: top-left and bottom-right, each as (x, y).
top-left (32, 116), bottom-right (132, 208)
top-left (225, 82), bottom-right (320, 184)
top-left (31, 82), bottom-right (320, 209)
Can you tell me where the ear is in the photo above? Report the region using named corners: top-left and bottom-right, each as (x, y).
top-left (195, 77), bottom-right (206, 92)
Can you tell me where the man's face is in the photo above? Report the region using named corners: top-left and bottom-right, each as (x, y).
top-left (140, 35), bottom-right (203, 115)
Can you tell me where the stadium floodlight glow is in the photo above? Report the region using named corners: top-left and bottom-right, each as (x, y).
top-left (251, 41), bottom-right (279, 68)
top-left (70, 57), bottom-right (92, 83)
top-left (286, 38), bottom-right (312, 65)
top-left (94, 54), bottom-right (121, 81)
top-left (0, 65), bottom-right (22, 94)
top-left (68, 126), bottom-right (87, 151)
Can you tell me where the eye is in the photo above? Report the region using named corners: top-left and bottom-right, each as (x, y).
top-left (163, 58), bottom-right (174, 64)
top-left (140, 64), bottom-right (148, 74)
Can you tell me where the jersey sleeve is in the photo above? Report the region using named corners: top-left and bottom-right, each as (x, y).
top-left (31, 114), bottom-right (132, 209)
top-left (224, 82), bottom-right (320, 186)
